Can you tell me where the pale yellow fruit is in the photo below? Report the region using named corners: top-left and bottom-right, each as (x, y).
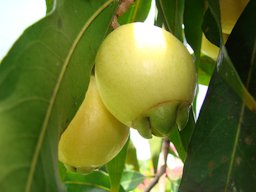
top-left (95, 22), bottom-right (196, 138)
top-left (201, 33), bottom-right (229, 59)
top-left (58, 77), bottom-right (129, 173)
top-left (220, 0), bottom-right (249, 34)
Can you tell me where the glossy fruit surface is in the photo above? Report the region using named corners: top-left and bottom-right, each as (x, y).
top-left (95, 22), bottom-right (196, 138)
top-left (58, 77), bottom-right (129, 173)
top-left (220, 0), bottom-right (248, 34)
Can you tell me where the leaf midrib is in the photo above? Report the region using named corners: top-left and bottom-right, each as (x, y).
top-left (24, 1), bottom-right (114, 191)
top-left (224, 38), bottom-right (256, 192)
top-left (131, 0), bottom-right (141, 22)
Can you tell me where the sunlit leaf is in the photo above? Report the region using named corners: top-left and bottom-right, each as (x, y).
top-left (0, 0), bottom-right (118, 191)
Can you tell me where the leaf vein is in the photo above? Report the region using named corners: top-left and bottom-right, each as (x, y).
top-left (225, 104), bottom-right (245, 191)
top-left (0, 97), bottom-right (49, 113)
top-left (24, 1), bottom-right (114, 191)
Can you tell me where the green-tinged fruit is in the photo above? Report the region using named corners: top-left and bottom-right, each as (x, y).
top-left (95, 22), bottom-right (196, 138)
top-left (133, 102), bottom-right (191, 138)
top-left (58, 77), bottom-right (129, 173)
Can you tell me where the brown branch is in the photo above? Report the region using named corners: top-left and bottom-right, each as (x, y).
top-left (111, 0), bottom-right (134, 29)
top-left (144, 138), bottom-right (170, 192)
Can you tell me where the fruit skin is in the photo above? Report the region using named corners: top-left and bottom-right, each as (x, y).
top-left (201, 33), bottom-right (229, 59)
top-left (95, 22), bottom-right (196, 138)
top-left (58, 76), bottom-right (129, 173)
top-left (220, 0), bottom-right (248, 34)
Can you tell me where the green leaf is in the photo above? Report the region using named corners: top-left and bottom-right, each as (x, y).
top-left (126, 140), bottom-right (140, 171)
top-left (168, 110), bottom-right (195, 162)
top-left (179, 1), bottom-right (256, 190)
top-left (0, 0), bottom-right (118, 191)
top-left (202, 3), bottom-right (221, 46)
top-left (184, 0), bottom-right (205, 66)
top-left (169, 128), bottom-right (186, 161)
top-left (198, 56), bottom-right (216, 85)
top-left (121, 170), bottom-right (145, 191)
top-left (107, 137), bottom-right (129, 192)
top-left (179, 110), bottom-right (195, 153)
top-left (118, 0), bottom-right (152, 25)
top-left (67, 186), bottom-right (107, 192)
top-left (45, 0), bottom-right (55, 14)
top-left (155, 0), bottom-right (184, 41)
top-left (62, 168), bottom-right (111, 192)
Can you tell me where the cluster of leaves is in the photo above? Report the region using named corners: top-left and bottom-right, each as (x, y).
top-left (0, 0), bottom-right (255, 191)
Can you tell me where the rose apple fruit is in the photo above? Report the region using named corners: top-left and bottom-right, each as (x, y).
top-left (201, 33), bottom-right (229, 59)
top-left (95, 22), bottom-right (196, 138)
top-left (58, 76), bottom-right (129, 173)
top-left (220, 0), bottom-right (249, 34)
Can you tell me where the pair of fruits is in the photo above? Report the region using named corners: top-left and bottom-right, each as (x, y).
top-left (58, 22), bottom-right (196, 172)
top-left (202, 0), bottom-right (248, 59)
top-left (58, 77), bottom-right (129, 173)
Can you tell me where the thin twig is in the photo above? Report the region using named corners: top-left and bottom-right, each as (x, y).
top-left (111, 0), bottom-right (134, 29)
top-left (144, 138), bottom-right (170, 192)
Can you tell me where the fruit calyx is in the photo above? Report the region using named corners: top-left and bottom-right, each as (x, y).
top-left (133, 101), bottom-right (191, 139)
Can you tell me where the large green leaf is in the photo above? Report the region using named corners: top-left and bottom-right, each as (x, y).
top-left (0, 0), bottom-right (118, 191)
top-left (61, 168), bottom-right (111, 192)
top-left (179, 1), bottom-right (256, 191)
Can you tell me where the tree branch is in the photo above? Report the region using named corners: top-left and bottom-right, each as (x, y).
top-left (144, 138), bottom-right (170, 192)
top-left (111, 0), bottom-right (134, 29)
